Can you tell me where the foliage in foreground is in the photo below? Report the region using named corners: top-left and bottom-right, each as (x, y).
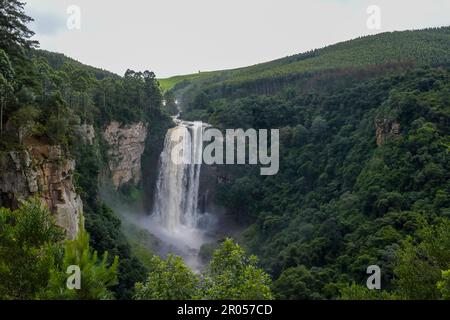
top-left (0, 198), bottom-right (118, 300)
top-left (0, 199), bottom-right (63, 299)
top-left (134, 239), bottom-right (274, 300)
top-left (43, 224), bottom-right (119, 300)
top-left (134, 255), bottom-right (199, 300)
top-left (340, 218), bottom-right (450, 300)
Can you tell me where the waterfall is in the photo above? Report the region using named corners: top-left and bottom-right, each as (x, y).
top-left (153, 119), bottom-right (204, 232)
top-left (142, 117), bottom-right (219, 270)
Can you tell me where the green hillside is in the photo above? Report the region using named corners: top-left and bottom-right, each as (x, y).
top-left (162, 27), bottom-right (450, 94)
top-left (30, 49), bottom-right (120, 80)
top-left (158, 72), bottom-right (214, 92)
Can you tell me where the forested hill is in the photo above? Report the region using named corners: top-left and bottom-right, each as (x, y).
top-left (178, 26), bottom-right (450, 300)
top-left (161, 26), bottom-right (450, 96)
top-left (29, 49), bottom-right (119, 80)
top-left (0, 2), bottom-right (172, 299)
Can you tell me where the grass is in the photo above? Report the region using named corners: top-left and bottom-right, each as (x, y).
top-left (158, 71), bottom-right (220, 92)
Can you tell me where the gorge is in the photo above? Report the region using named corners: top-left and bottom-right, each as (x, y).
top-left (1, 2), bottom-right (450, 300)
top-left (117, 116), bottom-right (224, 271)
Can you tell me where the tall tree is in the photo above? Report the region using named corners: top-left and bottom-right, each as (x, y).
top-left (0, 49), bottom-right (14, 136)
top-left (134, 255), bottom-right (200, 300)
top-left (0, 0), bottom-right (38, 57)
top-left (143, 70), bottom-right (162, 116)
top-left (0, 198), bottom-right (64, 299)
top-left (43, 225), bottom-right (119, 300)
top-left (204, 239), bottom-right (274, 300)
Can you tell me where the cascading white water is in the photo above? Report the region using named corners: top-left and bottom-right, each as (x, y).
top-left (145, 117), bottom-right (218, 270)
top-left (152, 119), bottom-right (204, 231)
top-left (107, 115), bottom-right (219, 270)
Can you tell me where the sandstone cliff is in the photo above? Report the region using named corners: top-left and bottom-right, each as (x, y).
top-left (103, 121), bottom-right (148, 190)
top-left (0, 143), bottom-right (83, 239)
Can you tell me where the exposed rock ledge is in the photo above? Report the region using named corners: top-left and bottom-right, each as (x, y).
top-left (0, 143), bottom-right (83, 239)
top-left (375, 118), bottom-right (400, 146)
top-left (103, 121), bottom-right (148, 190)
top-left (74, 124), bottom-right (95, 145)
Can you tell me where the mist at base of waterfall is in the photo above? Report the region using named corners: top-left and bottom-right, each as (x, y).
top-left (118, 208), bottom-right (220, 272)
top-left (100, 185), bottom-right (246, 272)
top-left (144, 119), bottom-right (212, 271)
top-left (140, 214), bottom-right (217, 272)
top-left (100, 118), bottom-right (242, 271)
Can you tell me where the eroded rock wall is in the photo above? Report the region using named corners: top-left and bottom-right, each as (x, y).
top-left (74, 124), bottom-right (95, 145)
top-left (103, 121), bottom-right (148, 190)
top-left (0, 143), bottom-right (83, 239)
top-left (375, 118), bottom-right (400, 146)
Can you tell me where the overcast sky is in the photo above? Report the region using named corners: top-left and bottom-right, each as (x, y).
top-left (25, 0), bottom-right (450, 78)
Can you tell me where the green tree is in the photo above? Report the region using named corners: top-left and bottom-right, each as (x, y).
top-left (310, 116), bottom-right (328, 140)
top-left (0, 49), bottom-right (15, 136)
top-left (43, 222), bottom-right (119, 300)
top-left (0, 198), bottom-right (119, 300)
top-left (163, 90), bottom-right (178, 115)
top-left (203, 239), bottom-right (273, 300)
top-left (0, 49), bottom-right (14, 79)
top-left (142, 70), bottom-right (162, 115)
top-left (437, 270), bottom-right (450, 300)
top-left (339, 283), bottom-right (397, 300)
top-left (9, 105), bottom-right (41, 143)
top-left (43, 91), bottom-right (72, 145)
top-left (393, 218), bottom-right (450, 299)
top-left (0, 0), bottom-right (38, 57)
top-left (134, 255), bottom-right (200, 300)
top-left (273, 265), bottom-right (321, 300)
top-left (0, 198), bottom-right (64, 299)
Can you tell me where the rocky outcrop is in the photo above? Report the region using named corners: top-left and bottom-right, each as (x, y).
top-left (375, 118), bottom-right (400, 146)
top-left (0, 143), bottom-right (83, 239)
top-left (74, 124), bottom-right (95, 145)
top-left (103, 121), bottom-right (148, 189)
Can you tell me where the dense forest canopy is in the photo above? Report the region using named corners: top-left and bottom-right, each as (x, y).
top-left (177, 27), bottom-right (450, 299)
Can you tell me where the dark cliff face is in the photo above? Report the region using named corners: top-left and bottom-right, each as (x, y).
top-left (198, 164), bottom-right (219, 214)
top-left (141, 119), bottom-right (173, 214)
top-left (198, 164), bottom-right (230, 215)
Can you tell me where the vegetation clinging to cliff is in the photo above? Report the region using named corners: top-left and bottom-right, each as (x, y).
top-left (0, 1), bottom-right (171, 150)
top-left (0, 1), bottom-right (173, 300)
